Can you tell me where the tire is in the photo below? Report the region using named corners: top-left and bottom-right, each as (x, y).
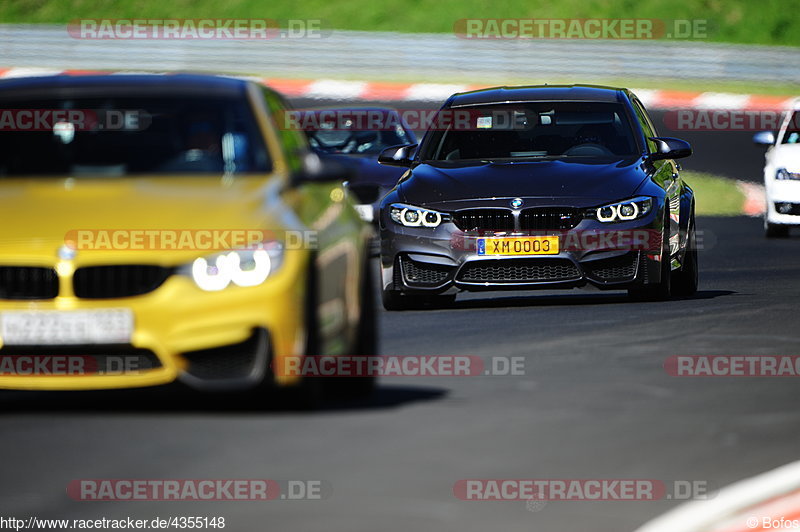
top-left (236, 265), bottom-right (322, 409)
top-left (671, 216), bottom-right (698, 297)
top-left (381, 286), bottom-right (407, 311)
top-left (628, 211), bottom-right (672, 301)
top-left (765, 220), bottom-right (790, 238)
top-left (280, 259), bottom-right (324, 410)
top-left (328, 256), bottom-right (378, 400)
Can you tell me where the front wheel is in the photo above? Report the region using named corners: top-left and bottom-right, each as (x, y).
top-left (628, 212), bottom-right (672, 301)
top-left (328, 257), bottom-right (378, 400)
top-left (280, 260), bottom-right (324, 410)
top-left (381, 286), bottom-right (407, 311)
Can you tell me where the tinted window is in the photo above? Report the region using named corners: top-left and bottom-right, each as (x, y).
top-left (261, 88), bottom-right (308, 175)
top-left (781, 111), bottom-right (800, 144)
top-left (630, 97), bottom-right (658, 153)
top-left (0, 95), bottom-right (271, 177)
top-left (296, 110), bottom-right (413, 156)
top-left (420, 102), bottom-right (638, 161)
top-left (307, 125), bottom-right (412, 156)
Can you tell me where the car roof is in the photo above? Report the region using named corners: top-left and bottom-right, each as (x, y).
top-left (305, 107), bottom-right (400, 113)
top-left (448, 84), bottom-right (629, 107)
top-left (0, 73), bottom-right (252, 98)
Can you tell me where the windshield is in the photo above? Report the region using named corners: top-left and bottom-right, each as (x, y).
top-left (420, 101), bottom-right (639, 162)
top-left (0, 95), bottom-right (271, 177)
top-left (781, 111), bottom-right (800, 144)
top-left (306, 121), bottom-right (412, 155)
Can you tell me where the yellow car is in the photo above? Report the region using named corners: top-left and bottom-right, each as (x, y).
top-left (0, 74), bottom-right (375, 405)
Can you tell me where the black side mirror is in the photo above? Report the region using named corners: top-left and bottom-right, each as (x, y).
top-left (648, 137), bottom-right (692, 160)
top-left (378, 144), bottom-right (417, 167)
top-left (753, 131), bottom-right (776, 146)
top-left (293, 152), bottom-right (354, 184)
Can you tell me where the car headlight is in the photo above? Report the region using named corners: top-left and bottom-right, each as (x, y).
top-left (776, 168), bottom-right (800, 180)
top-left (178, 243), bottom-right (284, 291)
top-left (590, 197), bottom-right (653, 223)
top-left (389, 203), bottom-right (449, 228)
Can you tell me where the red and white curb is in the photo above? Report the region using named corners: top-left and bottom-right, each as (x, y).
top-left (737, 181), bottom-right (766, 216)
top-left (634, 461), bottom-right (800, 532)
top-left (0, 67), bottom-right (795, 110)
top-left (228, 79), bottom-right (798, 111)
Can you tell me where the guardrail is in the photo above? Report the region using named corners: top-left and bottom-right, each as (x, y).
top-left (0, 25), bottom-right (798, 84)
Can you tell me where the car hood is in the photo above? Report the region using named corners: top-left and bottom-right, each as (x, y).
top-left (0, 175), bottom-right (282, 264)
top-left (770, 144), bottom-right (800, 171)
top-left (397, 158), bottom-right (648, 209)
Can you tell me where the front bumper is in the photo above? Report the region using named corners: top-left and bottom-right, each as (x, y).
top-left (766, 180), bottom-right (800, 225)
top-left (381, 216), bottom-right (664, 294)
top-left (0, 250), bottom-right (309, 391)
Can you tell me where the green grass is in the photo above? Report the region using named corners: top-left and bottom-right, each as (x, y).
top-left (1, 0), bottom-right (799, 47)
top-left (683, 170), bottom-right (746, 216)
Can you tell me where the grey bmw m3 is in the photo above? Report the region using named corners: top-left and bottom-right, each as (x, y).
top-left (377, 85), bottom-right (697, 310)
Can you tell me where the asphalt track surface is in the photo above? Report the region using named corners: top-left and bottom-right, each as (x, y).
top-left (0, 100), bottom-right (796, 532)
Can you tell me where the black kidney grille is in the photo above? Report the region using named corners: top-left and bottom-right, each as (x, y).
top-left (453, 207), bottom-right (580, 232)
top-left (519, 208), bottom-right (581, 231)
top-left (0, 266), bottom-right (59, 300)
top-left (452, 209), bottom-right (514, 232)
top-left (73, 265), bottom-right (173, 299)
top-left (458, 259), bottom-right (580, 283)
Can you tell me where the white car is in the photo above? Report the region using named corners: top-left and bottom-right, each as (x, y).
top-left (754, 101), bottom-right (800, 237)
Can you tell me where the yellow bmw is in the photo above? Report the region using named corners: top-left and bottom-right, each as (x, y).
top-left (0, 74), bottom-right (376, 405)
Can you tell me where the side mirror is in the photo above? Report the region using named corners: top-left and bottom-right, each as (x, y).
top-left (378, 143), bottom-right (417, 167)
top-left (753, 130), bottom-right (776, 146)
top-left (648, 137), bottom-right (692, 161)
top-left (293, 152), bottom-right (354, 184)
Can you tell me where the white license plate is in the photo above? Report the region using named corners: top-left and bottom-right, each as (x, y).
top-left (0, 309), bottom-right (133, 346)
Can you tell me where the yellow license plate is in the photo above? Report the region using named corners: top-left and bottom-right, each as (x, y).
top-left (477, 236), bottom-right (559, 256)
